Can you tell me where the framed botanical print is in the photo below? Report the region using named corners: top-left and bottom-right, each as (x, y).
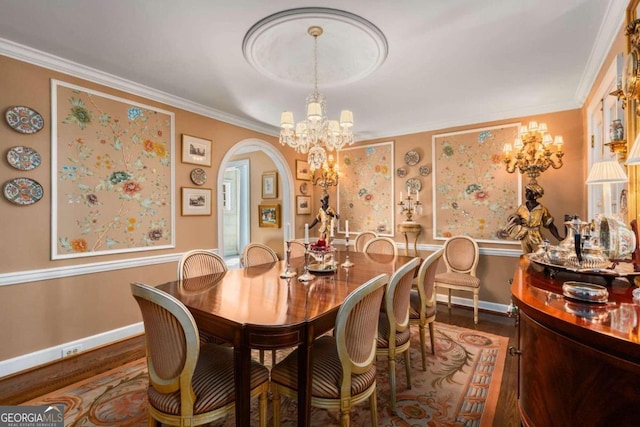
top-left (182, 187), bottom-right (212, 216)
top-left (296, 195), bottom-right (311, 215)
top-left (296, 159), bottom-right (311, 181)
top-left (182, 134), bottom-right (212, 166)
top-left (262, 171), bottom-right (278, 199)
top-left (258, 204), bottom-right (280, 228)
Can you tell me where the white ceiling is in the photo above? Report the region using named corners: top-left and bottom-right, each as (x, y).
top-left (0, 0), bottom-right (628, 141)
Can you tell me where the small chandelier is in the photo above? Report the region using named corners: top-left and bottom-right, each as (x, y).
top-left (503, 121), bottom-right (564, 183)
top-left (279, 26), bottom-right (354, 172)
top-left (312, 154), bottom-right (339, 195)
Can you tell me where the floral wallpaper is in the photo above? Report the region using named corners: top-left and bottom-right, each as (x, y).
top-left (52, 80), bottom-right (174, 259)
top-left (338, 141), bottom-right (394, 235)
top-left (433, 124), bottom-right (521, 243)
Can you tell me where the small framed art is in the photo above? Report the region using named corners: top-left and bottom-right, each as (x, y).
top-left (262, 171), bottom-right (278, 199)
top-left (258, 204), bottom-right (281, 228)
top-left (296, 159), bottom-right (311, 181)
top-left (182, 187), bottom-right (212, 216)
top-left (296, 195), bottom-right (311, 215)
top-left (182, 134), bottom-right (212, 166)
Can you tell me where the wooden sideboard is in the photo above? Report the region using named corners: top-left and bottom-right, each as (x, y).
top-left (510, 256), bottom-right (640, 427)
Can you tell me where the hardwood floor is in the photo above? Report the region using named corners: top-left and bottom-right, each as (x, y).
top-left (437, 303), bottom-right (520, 427)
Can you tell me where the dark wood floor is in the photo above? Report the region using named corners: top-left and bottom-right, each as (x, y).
top-left (437, 303), bottom-right (520, 427)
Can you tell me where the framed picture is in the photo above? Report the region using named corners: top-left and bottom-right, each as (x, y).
top-left (182, 187), bottom-right (212, 216)
top-left (262, 171), bottom-right (278, 199)
top-left (182, 134), bottom-right (212, 166)
top-left (296, 159), bottom-right (311, 181)
top-left (258, 204), bottom-right (281, 228)
top-left (296, 195), bottom-right (311, 215)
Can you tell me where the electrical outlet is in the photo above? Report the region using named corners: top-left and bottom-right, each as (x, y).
top-left (61, 344), bottom-right (82, 357)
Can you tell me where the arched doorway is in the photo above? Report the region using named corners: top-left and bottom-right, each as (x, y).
top-left (217, 138), bottom-right (294, 257)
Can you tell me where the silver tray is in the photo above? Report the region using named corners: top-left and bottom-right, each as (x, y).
top-left (562, 281), bottom-right (609, 303)
top-left (526, 253), bottom-right (640, 285)
top-left (308, 263), bottom-right (337, 273)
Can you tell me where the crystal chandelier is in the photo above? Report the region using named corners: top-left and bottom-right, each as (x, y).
top-left (279, 26), bottom-right (354, 172)
top-left (503, 121), bottom-right (564, 183)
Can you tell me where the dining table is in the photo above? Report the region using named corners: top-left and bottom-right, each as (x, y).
top-left (156, 249), bottom-right (415, 426)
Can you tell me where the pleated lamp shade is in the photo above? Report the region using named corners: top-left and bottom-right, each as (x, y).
top-left (586, 160), bottom-right (628, 184)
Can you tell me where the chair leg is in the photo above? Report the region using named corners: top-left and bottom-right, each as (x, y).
top-left (272, 385), bottom-right (281, 427)
top-left (404, 350), bottom-right (412, 389)
top-left (369, 389), bottom-right (379, 427)
top-left (388, 356), bottom-right (397, 413)
top-left (428, 322), bottom-right (436, 355)
top-left (271, 349), bottom-right (276, 367)
top-left (259, 349), bottom-right (265, 364)
top-left (474, 292), bottom-right (479, 324)
top-left (419, 323), bottom-right (427, 371)
top-left (340, 407), bottom-right (350, 427)
top-left (147, 415), bottom-right (159, 427)
top-left (447, 289), bottom-right (452, 308)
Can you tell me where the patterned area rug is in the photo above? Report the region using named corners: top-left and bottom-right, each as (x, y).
top-left (23, 322), bottom-right (508, 426)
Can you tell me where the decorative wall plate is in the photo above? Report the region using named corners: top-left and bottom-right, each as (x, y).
top-left (396, 166), bottom-right (408, 177)
top-left (5, 106), bottom-right (44, 134)
top-left (190, 168), bottom-right (207, 185)
top-left (3, 177), bottom-right (44, 205)
top-left (406, 177), bottom-right (422, 192)
top-left (419, 164), bottom-right (431, 176)
top-left (404, 150), bottom-right (420, 166)
top-left (300, 182), bottom-right (308, 194)
top-left (7, 146), bottom-right (41, 171)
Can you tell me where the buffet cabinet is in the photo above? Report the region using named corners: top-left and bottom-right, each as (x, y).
top-left (510, 256), bottom-right (640, 426)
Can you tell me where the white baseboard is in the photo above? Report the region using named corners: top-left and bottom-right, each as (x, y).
top-left (436, 294), bottom-right (510, 315)
top-left (0, 322), bottom-right (144, 378)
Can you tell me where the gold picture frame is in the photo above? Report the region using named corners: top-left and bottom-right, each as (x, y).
top-left (262, 171), bottom-right (278, 199)
top-left (182, 134), bottom-right (212, 166)
top-left (296, 159), bottom-right (311, 181)
top-left (296, 195), bottom-right (311, 215)
top-left (182, 187), bottom-right (212, 216)
top-left (258, 204), bottom-right (280, 228)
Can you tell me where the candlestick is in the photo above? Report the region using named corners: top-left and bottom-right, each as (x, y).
top-left (298, 241), bottom-right (315, 282)
top-left (280, 240), bottom-right (297, 278)
top-left (342, 231), bottom-right (354, 268)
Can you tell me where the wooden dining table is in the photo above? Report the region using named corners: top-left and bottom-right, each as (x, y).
top-left (157, 250), bottom-right (415, 426)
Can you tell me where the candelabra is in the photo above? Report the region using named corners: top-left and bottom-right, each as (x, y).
top-left (312, 154), bottom-right (339, 195)
top-left (280, 240), bottom-right (297, 278)
top-left (298, 242), bottom-right (315, 282)
top-left (503, 121), bottom-right (564, 184)
top-left (398, 190), bottom-right (422, 222)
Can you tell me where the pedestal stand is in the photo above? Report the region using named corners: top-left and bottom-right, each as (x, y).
top-left (341, 234), bottom-right (354, 268)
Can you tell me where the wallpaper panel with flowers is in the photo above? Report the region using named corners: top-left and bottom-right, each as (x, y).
top-left (338, 141), bottom-right (394, 236)
top-left (432, 124), bottom-right (521, 243)
top-left (52, 80), bottom-right (175, 259)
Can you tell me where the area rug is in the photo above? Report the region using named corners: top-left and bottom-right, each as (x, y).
top-left (23, 322), bottom-right (508, 426)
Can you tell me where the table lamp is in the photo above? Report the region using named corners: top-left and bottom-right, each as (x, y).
top-left (586, 160), bottom-right (628, 217)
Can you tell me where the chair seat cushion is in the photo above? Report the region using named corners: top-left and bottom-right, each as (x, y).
top-left (147, 343), bottom-right (269, 415)
top-left (409, 291), bottom-right (436, 320)
top-left (270, 336), bottom-right (377, 399)
top-left (435, 271), bottom-right (480, 288)
top-left (376, 312), bottom-right (411, 347)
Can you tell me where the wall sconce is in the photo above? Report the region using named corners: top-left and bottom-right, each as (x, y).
top-left (503, 121), bottom-right (564, 186)
top-left (312, 154), bottom-right (339, 195)
top-left (586, 160), bottom-right (628, 217)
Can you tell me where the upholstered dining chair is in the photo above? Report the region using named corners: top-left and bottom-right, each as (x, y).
top-left (270, 273), bottom-right (389, 427)
top-left (130, 282), bottom-right (269, 427)
top-left (363, 236), bottom-right (398, 256)
top-left (375, 257), bottom-right (420, 413)
top-left (177, 250), bottom-right (228, 345)
top-left (177, 249), bottom-right (227, 281)
top-left (354, 231), bottom-right (377, 252)
top-left (434, 235), bottom-right (481, 324)
top-left (240, 243), bottom-right (279, 267)
top-left (240, 242), bottom-right (280, 364)
top-left (409, 248), bottom-right (444, 370)
top-left (288, 240), bottom-right (306, 259)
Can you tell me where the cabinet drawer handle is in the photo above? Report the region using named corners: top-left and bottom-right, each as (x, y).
top-left (508, 346), bottom-right (521, 356)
